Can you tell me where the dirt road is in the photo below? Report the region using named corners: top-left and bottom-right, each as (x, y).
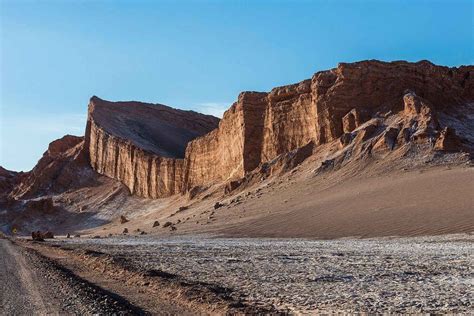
top-left (0, 238), bottom-right (146, 315)
top-left (0, 239), bottom-right (53, 315)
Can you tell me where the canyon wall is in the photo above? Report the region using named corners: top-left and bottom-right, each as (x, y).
top-left (85, 60), bottom-right (474, 198)
top-left (85, 97), bottom-right (219, 198)
top-left (184, 60), bottom-right (473, 190)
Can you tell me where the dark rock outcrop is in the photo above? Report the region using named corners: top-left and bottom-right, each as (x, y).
top-left (10, 135), bottom-right (90, 199)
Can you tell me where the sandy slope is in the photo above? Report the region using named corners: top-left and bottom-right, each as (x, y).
top-left (3, 145), bottom-right (472, 239)
top-left (78, 162), bottom-right (473, 239)
top-left (219, 166), bottom-right (474, 238)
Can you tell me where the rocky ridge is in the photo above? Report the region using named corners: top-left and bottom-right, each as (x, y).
top-left (9, 135), bottom-right (91, 199)
top-left (2, 60), bottom-right (473, 205)
top-left (86, 61), bottom-right (474, 198)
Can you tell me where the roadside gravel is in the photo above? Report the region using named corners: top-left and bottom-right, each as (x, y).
top-left (0, 238), bottom-right (147, 315)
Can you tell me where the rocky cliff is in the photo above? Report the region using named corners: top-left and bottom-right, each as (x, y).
top-left (10, 60), bottom-right (470, 202)
top-left (85, 97), bottom-right (219, 198)
top-left (183, 60), bottom-right (473, 192)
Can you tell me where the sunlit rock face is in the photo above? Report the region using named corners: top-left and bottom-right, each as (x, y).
top-left (85, 96), bottom-right (219, 198)
top-left (84, 60), bottom-right (473, 198)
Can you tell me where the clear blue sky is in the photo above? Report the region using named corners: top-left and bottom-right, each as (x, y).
top-left (1, 0), bottom-right (472, 171)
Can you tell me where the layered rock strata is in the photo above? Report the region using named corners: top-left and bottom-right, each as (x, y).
top-left (85, 60), bottom-right (473, 198)
top-left (85, 97), bottom-right (219, 198)
top-left (184, 60), bottom-right (473, 190)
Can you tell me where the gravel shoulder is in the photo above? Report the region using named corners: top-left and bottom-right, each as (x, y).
top-left (0, 237), bottom-right (147, 315)
top-left (17, 238), bottom-right (277, 315)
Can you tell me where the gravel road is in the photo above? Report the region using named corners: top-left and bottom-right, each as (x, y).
top-left (0, 239), bottom-right (54, 315)
top-left (53, 234), bottom-right (474, 314)
top-left (0, 238), bottom-right (146, 315)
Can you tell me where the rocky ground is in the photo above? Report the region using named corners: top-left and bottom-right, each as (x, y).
top-left (50, 234), bottom-right (474, 314)
top-left (0, 238), bottom-right (145, 315)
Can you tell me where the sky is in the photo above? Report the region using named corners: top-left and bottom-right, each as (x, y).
top-left (0, 0), bottom-right (472, 171)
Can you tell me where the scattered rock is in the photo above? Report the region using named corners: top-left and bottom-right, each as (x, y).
top-left (120, 215), bottom-right (129, 224)
top-left (214, 202), bottom-right (224, 209)
top-left (178, 206), bottom-right (188, 212)
top-left (152, 221), bottom-right (160, 228)
top-left (122, 228), bottom-right (129, 234)
top-left (163, 222), bottom-right (172, 228)
top-left (31, 231), bottom-right (45, 241)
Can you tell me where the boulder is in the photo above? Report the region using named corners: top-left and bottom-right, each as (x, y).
top-left (31, 231), bottom-right (54, 241)
top-left (178, 206), bottom-right (188, 212)
top-left (120, 215), bottom-right (129, 224)
top-left (31, 231), bottom-right (44, 241)
top-left (214, 202), bottom-right (224, 209)
top-left (43, 231), bottom-right (54, 239)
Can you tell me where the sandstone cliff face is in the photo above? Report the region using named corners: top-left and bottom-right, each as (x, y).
top-left (184, 60), bottom-right (473, 192)
top-left (183, 82), bottom-right (317, 188)
top-left (85, 97), bottom-right (219, 198)
top-left (84, 60), bottom-right (473, 199)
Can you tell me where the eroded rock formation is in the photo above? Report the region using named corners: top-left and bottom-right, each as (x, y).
top-left (9, 135), bottom-right (90, 199)
top-left (7, 60), bottom-right (471, 202)
top-left (184, 60), bottom-right (473, 193)
top-left (85, 97), bottom-right (219, 198)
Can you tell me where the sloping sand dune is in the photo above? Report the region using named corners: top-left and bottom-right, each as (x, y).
top-left (220, 167), bottom-right (474, 238)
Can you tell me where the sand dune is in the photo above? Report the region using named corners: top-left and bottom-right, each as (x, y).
top-left (219, 167), bottom-right (474, 238)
